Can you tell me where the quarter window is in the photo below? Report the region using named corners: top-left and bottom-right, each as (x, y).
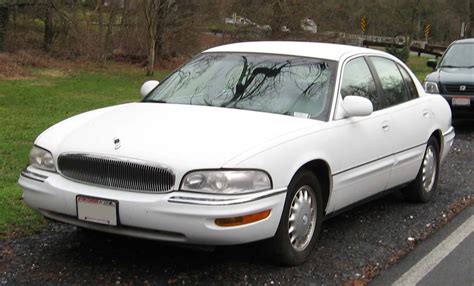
top-left (370, 57), bottom-right (410, 106)
top-left (340, 57), bottom-right (380, 110)
top-left (397, 64), bottom-right (419, 99)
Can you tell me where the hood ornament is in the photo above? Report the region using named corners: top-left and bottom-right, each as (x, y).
top-left (114, 137), bottom-right (121, 150)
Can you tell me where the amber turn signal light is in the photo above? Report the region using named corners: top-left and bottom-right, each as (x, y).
top-left (215, 209), bottom-right (271, 227)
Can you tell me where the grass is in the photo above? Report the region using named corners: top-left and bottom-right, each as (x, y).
top-left (0, 66), bottom-right (168, 238)
top-left (0, 55), bottom-right (433, 239)
top-left (406, 55), bottom-right (433, 82)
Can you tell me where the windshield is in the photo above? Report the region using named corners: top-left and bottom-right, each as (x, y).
top-left (439, 43), bottom-right (474, 68)
top-left (144, 53), bottom-right (337, 120)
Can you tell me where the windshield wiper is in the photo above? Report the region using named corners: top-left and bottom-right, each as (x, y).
top-left (145, 99), bottom-right (167, 103)
top-left (440, 65), bottom-right (474, 68)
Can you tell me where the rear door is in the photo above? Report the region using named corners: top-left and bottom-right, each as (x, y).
top-left (367, 56), bottom-right (431, 189)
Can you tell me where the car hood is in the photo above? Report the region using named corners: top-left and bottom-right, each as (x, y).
top-left (36, 103), bottom-right (321, 171)
top-left (425, 67), bottom-right (474, 84)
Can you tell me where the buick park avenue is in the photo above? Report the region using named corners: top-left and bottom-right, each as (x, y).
top-left (19, 42), bottom-right (454, 265)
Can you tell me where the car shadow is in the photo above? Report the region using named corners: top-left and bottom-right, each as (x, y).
top-left (55, 190), bottom-right (412, 267)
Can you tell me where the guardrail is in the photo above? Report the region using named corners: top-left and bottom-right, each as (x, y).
top-left (362, 40), bottom-right (447, 57)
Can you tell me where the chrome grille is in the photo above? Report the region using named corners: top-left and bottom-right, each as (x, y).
top-left (444, 84), bottom-right (474, 94)
top-left (58, 154), bottom-right (175, 193)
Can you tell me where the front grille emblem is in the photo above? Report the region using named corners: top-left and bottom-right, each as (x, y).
top-left (459, 85), bottom-right (467, 92)
top-left (114, 137), bottom-right (121, 150)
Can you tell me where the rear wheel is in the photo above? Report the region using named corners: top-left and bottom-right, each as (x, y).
top-left (268, 170), bottom-right (323, 266)
top-left (403, 136), bottom-right (440, 203)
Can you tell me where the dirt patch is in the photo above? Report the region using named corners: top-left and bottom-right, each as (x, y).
top-left (0, 50), bottom-right (113, 80)
top-left (0, 50), bottom-right (68, 80)
top-left (0, 53), bottom-right (31, 79)
top-left (0, 245), bottom-right (14, 273)
top-left (35, 69), bottom-right (67, 78)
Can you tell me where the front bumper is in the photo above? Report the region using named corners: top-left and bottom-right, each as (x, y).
top-left (19, 166), bottom-right (286, 245)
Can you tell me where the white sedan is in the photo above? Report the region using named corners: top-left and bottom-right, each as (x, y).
top-left (19, 42), bottom-right (454, 265)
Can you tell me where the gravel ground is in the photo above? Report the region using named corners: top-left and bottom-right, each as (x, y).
top-left (1, 124), bottom-right (473, 286)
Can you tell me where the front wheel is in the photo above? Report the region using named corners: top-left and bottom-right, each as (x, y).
top-left (403, 136), bottom-right (440, 203)
top-left (268, 170), bottom-right (323, 266)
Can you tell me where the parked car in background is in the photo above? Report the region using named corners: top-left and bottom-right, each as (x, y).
top-left (19, 42), bottom-right (454, 265)
top-left (425, 38), bottom-right (474, 119)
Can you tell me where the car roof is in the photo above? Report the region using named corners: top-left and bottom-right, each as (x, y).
top-left (203, 41), bottom-right (386, 61)
top-left (452, 38), bottom-right (474, 44)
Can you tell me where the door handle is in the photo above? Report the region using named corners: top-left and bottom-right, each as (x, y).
top-left (422, 110), bottom-right (430, 118)
top-left (382, 122), bottom-right (390, 131)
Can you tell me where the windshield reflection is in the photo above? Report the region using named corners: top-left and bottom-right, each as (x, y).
top-left (144, 53), bottom-right (337, 120)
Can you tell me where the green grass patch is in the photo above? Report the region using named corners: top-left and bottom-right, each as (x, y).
top-left (0, 66), bottom-right (168, 238)
top-left (406, 55), bottom-right (433, 82)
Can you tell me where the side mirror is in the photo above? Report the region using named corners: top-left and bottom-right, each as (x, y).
top-left (427, 59), bottom-right (437, 70)
top-left (342, 96), bottom-right (373, 117)
top-left (140, 80), bottom-right (159, 97)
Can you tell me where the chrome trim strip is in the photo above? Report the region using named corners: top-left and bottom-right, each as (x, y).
top-left (168, 188), bottom-right (287, 206)
top-left (443, 126), bottom-right (455, 137)
top-left (20, 168), bottom-right (49, 183)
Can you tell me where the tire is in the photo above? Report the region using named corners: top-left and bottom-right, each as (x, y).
top-left (402, 136), bottom-right (440, 203)
top-left (268, 170), bottom-right (323, 266)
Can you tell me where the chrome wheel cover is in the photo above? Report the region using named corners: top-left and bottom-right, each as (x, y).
top-left (288, 186), bottom-right (317, 251)
top-left (422, 145), bottom-right (437, 192)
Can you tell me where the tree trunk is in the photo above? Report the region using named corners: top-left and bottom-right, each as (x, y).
top-left (96, 0), bottom-right (105, 64)
top-left (469, 0), bottom-right (473, 37)
top-left (43, 5), bottom-right (54, 52)
top-left (270, 0), bottom-right (284, 39)
top-left (0, 6), bottom-right (8, 52)
top-left (147, 39), bottom-right (156, 75)
top-left (104, 4), bottom-right (118, 63)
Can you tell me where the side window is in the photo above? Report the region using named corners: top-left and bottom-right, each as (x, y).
top-left (370, 57), bottom-right (410, 106)
top-left (340, 57), bottom-right (381, 110)
top-left (397, 64), bottom-right (419, 99)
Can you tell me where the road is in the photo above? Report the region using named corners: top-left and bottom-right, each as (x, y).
top-left (372, 205), bottom-right (473, 286)
top-left (0, 124), bottom-right (473, 285)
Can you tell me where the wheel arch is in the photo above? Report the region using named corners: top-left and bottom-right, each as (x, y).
top-left (430, 129), bottom-right (443, 156)
top-left (295, 159), bottom-right (332, 214)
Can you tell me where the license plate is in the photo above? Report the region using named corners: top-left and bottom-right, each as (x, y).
top-left (452, 97), bottom-right (470, 106)
top-left (77, 196), bottom-right (118, 226)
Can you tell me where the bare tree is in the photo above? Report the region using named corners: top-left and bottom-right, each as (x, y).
top-left (468, 0), bottom-right (473, 37)
top-left (142, 0), bottom-right (175, 75)
top-left (43, 1), bottom-right (54, 52)
top-left (94, 0), bottom-right (121, 64)
top-left (0, 1), bottom-right (8, 52)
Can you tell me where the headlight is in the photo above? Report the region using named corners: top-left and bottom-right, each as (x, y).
top-left (424, 81), bottom-right (439, 94)
top-left (29, 146), bottom-right (56, 172)
top-left (181, 170), bottom-right (272, 194)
